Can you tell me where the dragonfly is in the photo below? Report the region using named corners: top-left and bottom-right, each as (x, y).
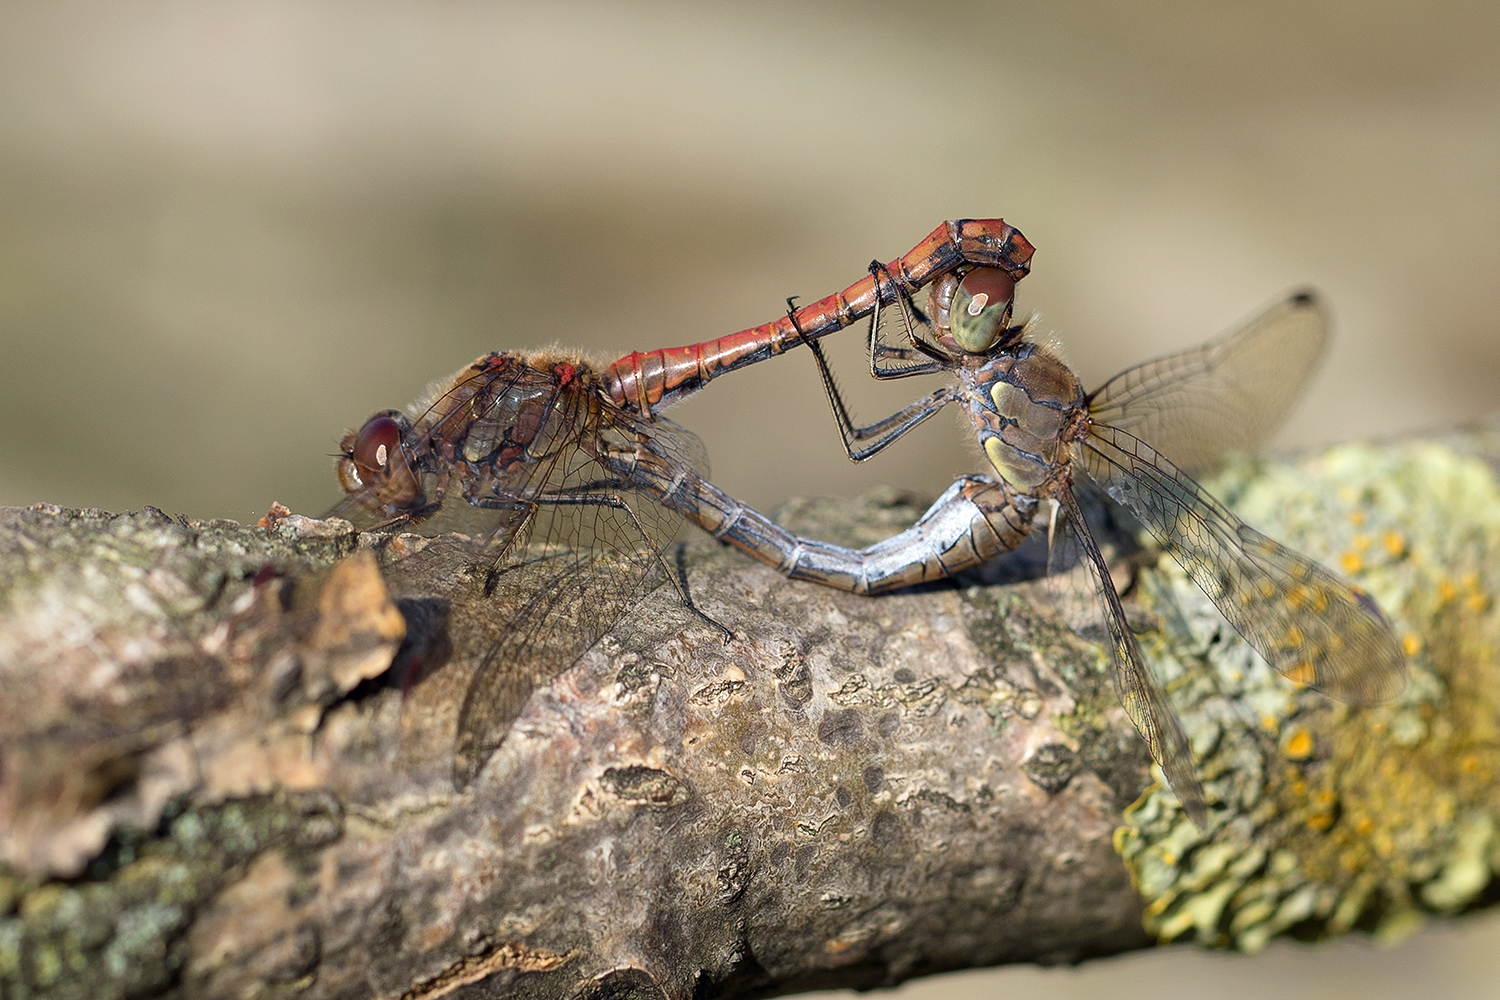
top-left (612, 257), bottom-right (1409, 826)
top-left (330, 220), bottom-right (1035, 789)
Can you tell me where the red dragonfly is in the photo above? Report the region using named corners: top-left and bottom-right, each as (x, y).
top-left (605, 220), bottom-right (1035, 414)
top-left (330, 220), bottom-right (1034, 789)
top-left (607, 258), bottom-right (1409, 826)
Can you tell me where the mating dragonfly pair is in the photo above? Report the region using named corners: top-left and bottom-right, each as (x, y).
top-left (330, 220), bottom-right (1407, 827)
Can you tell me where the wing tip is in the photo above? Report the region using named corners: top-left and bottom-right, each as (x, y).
top-left (1282, 287), bottom-right (1330, 328)
top-left (451, 731), bottom-right (496, 791)
top-left (1327, 653), bottom-right (1411, 707)
top-left (1178, 792), bottom-right (1210, 831)
top-left (1163, 761), bottom-right (1211, 831)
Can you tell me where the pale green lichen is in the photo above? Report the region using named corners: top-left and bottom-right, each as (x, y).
top-left (1115, 442), bottom-right (1500, 951)
top-left (0, 793), bottom-right (341, 999)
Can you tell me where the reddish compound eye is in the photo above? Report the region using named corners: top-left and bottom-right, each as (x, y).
top-left (337, 412), bottom-right (421, 510)
top-left (353, 416), bottom-right (404, 476)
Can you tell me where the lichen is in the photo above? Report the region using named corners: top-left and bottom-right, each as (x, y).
top-left (0, 793), bottom-right (341, 999)
top-left (1115, 442), bottom-right (1500, 950)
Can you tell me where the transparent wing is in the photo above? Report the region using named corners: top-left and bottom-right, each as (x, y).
top-left (1043, 485), bottom-right (1116, 636)
top-left (449, 409), bottom-right (709, 787)
top-left (1079, 423), bottom-right (1408, 705)
top-left (1087, 291), bottom-right (1329, 472)
top-left (1055, 490), bottom-right (1208, 827)
top-left (333, 357), bottom-right (710, 789)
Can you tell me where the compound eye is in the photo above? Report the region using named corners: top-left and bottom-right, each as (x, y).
top-left (353, 416), bottom-right (404, 477)
top-left (949, 268), bottom-right (1016, 353)
top-left (341, 413), bottom-right (421, 509)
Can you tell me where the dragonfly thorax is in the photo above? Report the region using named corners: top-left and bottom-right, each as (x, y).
top-left (333, 353), bottom-right (614, 530)
top-left (961, 343), bottom-right (1086, 493)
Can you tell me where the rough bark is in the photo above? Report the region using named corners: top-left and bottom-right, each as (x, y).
top-left (3, 427), bottom-right (1500, 1000)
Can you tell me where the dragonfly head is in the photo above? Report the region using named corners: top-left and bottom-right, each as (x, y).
top-left (939, 267), bottom-right (1017, 354)
top-left (337, 410), bottom-right (423, 512)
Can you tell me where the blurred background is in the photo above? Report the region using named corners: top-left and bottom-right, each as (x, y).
top-left (2, 1), bottom-right (1498, 995)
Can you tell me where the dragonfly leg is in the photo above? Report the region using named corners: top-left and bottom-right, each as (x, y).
top-left (459, 496), bottom-right (542, 578)
top-left (495, 486), bottom-right (731, 639)
top-left (345, 509), bottom-right (419, 533)
top-left (865, 262), bottom-right (951, 380)
top-left (675, 540), bottom-right (732, 640)
top-left (814, 361), bottom-right (953, 462)
top-left (785, 296), bottom-right (957, 462)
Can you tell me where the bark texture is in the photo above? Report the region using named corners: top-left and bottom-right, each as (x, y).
top-left (3, 428), bottom-right (1500, 999)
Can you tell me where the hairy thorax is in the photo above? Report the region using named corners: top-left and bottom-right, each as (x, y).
top-left (957, 342), bottom-right (1087, 496)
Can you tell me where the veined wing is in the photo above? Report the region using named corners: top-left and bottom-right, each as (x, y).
top-left (1079, 422), bottom-right (1407, 705)
top-left (448, 408), bottom-right (709, 788)
top-left (1055, 489), bottom-right (1208, 826)
top-left (330, 356), bottom-right (711, 789)
top-left (1087, 292), bottom-right (1329, 472)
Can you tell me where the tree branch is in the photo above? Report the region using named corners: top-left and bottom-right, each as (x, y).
top-left (2, 428), bottom-right (1499, 999)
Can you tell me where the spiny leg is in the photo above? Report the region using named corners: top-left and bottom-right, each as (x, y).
top-left (865, 261), bottom-right (950, 378)
top-left (786, 296), bottom-right (956, 462)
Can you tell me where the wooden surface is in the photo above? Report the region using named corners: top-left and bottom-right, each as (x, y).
top-left (2, 427), bottom-right (1500, 999)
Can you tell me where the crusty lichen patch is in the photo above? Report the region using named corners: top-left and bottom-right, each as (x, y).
top-left (0, 793), bottom-right (341, 1000)
top-left (1115, 442), bottom-right (1500, 951)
